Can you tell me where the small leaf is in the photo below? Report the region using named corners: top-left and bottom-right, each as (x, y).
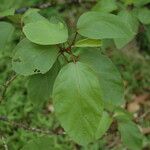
top-left (23, 19), bottom-right (68, 45)
top-left (27, 61), bottom-right (61, 107)
top-left (95, 111), bottom-right (112, 139)
top-left (138, 8), bottom-right (150, 25)
top-left (118, 121), bottom-right (143, 150)
top-left (52, 62), bottom-right (103, 145)
top-left (114, 107), bottom-right (133, 122)
top-left (92, 0), bottom-right (118, 13)
top-left (80, 49), bottom-right (124, 107)
top-left (77, 11), bottom-right (134, 39)
top-left (0, 21), bottom-right (15, 51)
top-left (74, 38), bottom-right (102, 47)
top-left (12, 38), bottom-right (59, 76)
top-left (21, 136), bottom-right (61, 150)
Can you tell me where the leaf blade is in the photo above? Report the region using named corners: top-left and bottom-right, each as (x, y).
top-left (52, 62), bottom-right (103, 145)
top-left (77, 11), bottom-right (134, 39)
top-left (12, 38), bottom-right (59, 76)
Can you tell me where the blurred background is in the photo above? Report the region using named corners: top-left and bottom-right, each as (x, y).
top-left (0, 0), bottom-right (149, 149)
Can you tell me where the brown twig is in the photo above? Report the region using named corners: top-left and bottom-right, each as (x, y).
top-left (0, 74), bottom-right (17, 103)
top-left (0, 115), bottom-right (60, 136)
top-left (70, 32), bottom-right (78, 47)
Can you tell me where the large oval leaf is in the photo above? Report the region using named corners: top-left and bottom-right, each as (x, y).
top-left (12, 38), bottom-right (59, 76)
top-left (52, 62), bottom-right (103, 145)
top-left (80, 49), bottom-right (124, 107)
top-left (77, 11), bottom-right (134, 39)
top-left (23, 19), bottom-right (68, 45)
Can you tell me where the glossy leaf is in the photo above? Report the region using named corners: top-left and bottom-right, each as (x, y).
top-left (77, 11), bottom-right (134, 39)
top-left (92, 0), bottom-right (117, 13)
top-left (0, 21), bottom-right (15, 51)
top-left (21, 136), bottom-right (61, 150)
top-left (114, 10), bottom-right (139, 49)
top-left (74, 38), bottom-right (102, 47)
top-left (138, 8), bottom-right (150, 25)
top-left (23, 19), bottom-right (68, 45)
top-left (27, 61), bottom-right (61, 107)
top-left (12, 38), bottom-right (59, 76)
top-left (52, 62), bottom-right (103, 145)
top-left (80, 49), bottom-right (124, 107)
top-left (118, 121), bottom-right (143, 150)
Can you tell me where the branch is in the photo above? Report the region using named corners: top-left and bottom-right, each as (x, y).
top-left (0, 74), bottom-right (17, 103)
top-left (70, 32), bottom-right (78, 47)
top-left (0, 115), bottom-right (63, 136)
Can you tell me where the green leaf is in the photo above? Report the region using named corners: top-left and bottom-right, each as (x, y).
top-left (74, 38), bottom-right (102, 47)
top-left (138, 8), bottom-right (150, 25)
top-left (114, 107), bottom-right (132, 122)
top-left (27, 61), bottom-right (61, 107)
top-left (118, 121), bottom-right (143, 150)
top-left (146, 26), bottom-right (150, 42)
top-left (21, 136), bottom-right (61, 150)
top-left (0, 8), bottom-right (15, 17)
top-left (22, 8), bottom-right (46, 24)
top-left (77, 11), bottom-right (134, 39)
top-left (79, 49), bottom-right (124, 107)
top-left (12, 38), bottom-right (59, 76)
top-left (114, 10), bottom-right (139, 49)
top-left (23, 19), bottom-right (68, 45)
top-left (0, 21), bottom-right (15, 51)
top-left (52, 62), bottom-right (103, 145)
top-left (95, 111), bottom-right (112, 139)
top-left (92, 0), bottom-right (118, 13)
top-left (134, 0), bottom-right (150, 7)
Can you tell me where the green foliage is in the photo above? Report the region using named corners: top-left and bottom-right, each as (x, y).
top-left (114, 10), bottom-right (139, 48)
top-left (77, 11), bottom-right (134, 39)
top-left (0, 0), bottom-right (148, 149)
top-left (74, 39), bottom-right (102, 47)
top-left (52, 62), bottom-right (103, 145)
top-left (0, 8), bottom-right (15, 17)
top-left (0, 22), bottom-right (15, 52)
top-left (134, 0), bottom-right (150, 7)
top-left (118, 121), bottom-right (143, 150)
top-left (138, 8), bottom-right (150, 25)
top-left (80, 49), bottom-right (124, 107)
top-left (95, 111), bottom-right (112, 139)
top-left (23, 11), bottom-right (68, 45)
top-left (92, 0), bottom-right (118, 13)
top-left (22, 9), bottom-right (45, 24)
top-left (27, 61), bottom-right (61, 107)
top-left (21, 136), bottom-right (61, 150)
top-left (12, 39), bottom-right (58, 76)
